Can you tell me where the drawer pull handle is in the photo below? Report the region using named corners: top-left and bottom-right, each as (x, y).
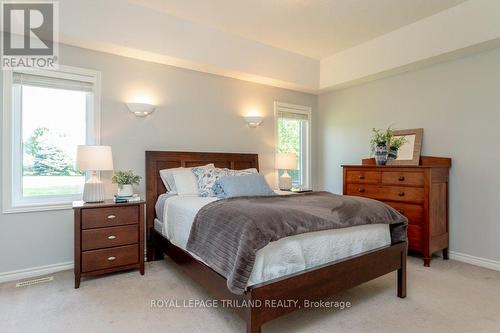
top-left (107, 235), bottom-right (116, 240)
top-left (398, 176), bottom-right (405, 181)
top-left (358, 188), bottom-right (365, 193)
top-left (398, 209), bottom-right (405, 214)
top-left (107, 256), bottom-right (116, 261)
top-left (358, 175), bottom-right (365, 180)
top-left (398, 192), bottom-right (405, 197)
top-left (107, 215), bottom-right (116, 220)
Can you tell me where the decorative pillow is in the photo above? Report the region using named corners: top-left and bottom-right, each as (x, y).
top-left (238, 168), bottom-right (258, 174)
top-left (192, 167), bottom-right (256, 197)
top-left (212, 168), bottom-right (256, 196)
top-left (159, 164), bottom-right (214, 193)
top-left (192, 167), bottom-right (226, 197)
top-left (217, 174), bottom-right (275, 198)
top-left (172, 168), bottom-right (201, 196)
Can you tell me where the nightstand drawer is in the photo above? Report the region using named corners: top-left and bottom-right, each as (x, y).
top-left (82, 245), bottom-right (138, 272)
top-left (82, 206), bottom-right (138, 229)
top-left (82, 225), bottom-right (138, 251)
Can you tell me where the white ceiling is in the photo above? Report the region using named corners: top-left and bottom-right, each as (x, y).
top-left (129, 0), bottom-right (466, 59)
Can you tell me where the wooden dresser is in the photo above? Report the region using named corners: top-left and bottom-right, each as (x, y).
top-left (342, 156), bottom-right (451, 266)
top-left (73, 200), bottom-right (145, 288)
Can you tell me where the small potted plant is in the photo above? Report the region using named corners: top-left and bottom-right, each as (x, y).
top-left (370, 127), bottom-right (393, 165)
top-left (112, 170), bottom-right (142, 196)
top-left (387, 136), bottom-right (407, 161)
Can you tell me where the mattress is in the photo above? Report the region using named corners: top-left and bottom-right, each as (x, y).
top-left (155, 194), bottom-right (391, 288)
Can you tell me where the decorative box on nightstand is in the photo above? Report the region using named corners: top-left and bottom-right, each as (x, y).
top-left (73, 200), bottom-right (145, 288)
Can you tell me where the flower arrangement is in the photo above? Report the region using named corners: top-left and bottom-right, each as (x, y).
top-left (370, 127), bottom-right (393, 154)
top-left (370, 126), bottom-right (407, 165)
top-left (112, 170), bottom-right (142, 186)
top-left (389, 135), bottom-right (407, 150)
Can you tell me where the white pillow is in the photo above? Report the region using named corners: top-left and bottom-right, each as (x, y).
top-left (159, 164), bottom-right (214, 193)
top-left (239, 168), bottom-right (258, 174)
top-left (172, 168), bottom-right (201, 196)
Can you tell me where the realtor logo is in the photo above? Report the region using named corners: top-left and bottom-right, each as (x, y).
top-left (1, 1), bottom-right (59, 69)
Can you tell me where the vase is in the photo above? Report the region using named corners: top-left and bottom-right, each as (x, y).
top-left (375, 146), bottom-right (388, 165)
top-left (117, 184), bottom-right (133, 196)
top-left (387, 147), bottom-right (398, 161)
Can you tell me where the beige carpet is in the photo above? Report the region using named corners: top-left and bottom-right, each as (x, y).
top-left (1, 256), bottom-right (499, 333)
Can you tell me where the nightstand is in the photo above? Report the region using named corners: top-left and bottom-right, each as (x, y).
top-left (73, 200), bottom-right (145, 288)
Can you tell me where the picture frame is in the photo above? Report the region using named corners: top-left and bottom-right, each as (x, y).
top-left (387, 128), bottom-right (423, 166)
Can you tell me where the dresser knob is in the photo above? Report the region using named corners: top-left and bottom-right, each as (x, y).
top-left (107, 215), bottom-right (116, 220)
top-left (398, 176), bottom-right (405, 181)
top-left (358, 175), bottom-right (365, 180)
top-left (107, 256), bottom-right (116, 261)
top-left (107, 235), bottom-right (116, 240)
top-left (358, 188), bottom-right (365, 193)
top-left (398, 192), bottom-right (405, 197)
top-left (398, 209), bottom-right (404, 214)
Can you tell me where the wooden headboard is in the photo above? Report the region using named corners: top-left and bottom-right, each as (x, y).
top-left (145, 151), bottom-right (259, 260)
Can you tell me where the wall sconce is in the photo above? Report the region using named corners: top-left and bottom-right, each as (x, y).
top-left (126, 103), bottom-right (155, 117)
top-left (244, 115), bottom-right (263, 128)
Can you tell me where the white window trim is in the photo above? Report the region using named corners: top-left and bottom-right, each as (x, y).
top-left (2, 65), bottom-right (102, 214)
top-left (274, 101), bottom-right (312, 189)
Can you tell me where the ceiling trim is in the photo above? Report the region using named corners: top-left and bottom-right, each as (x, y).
top-left (58, 0), bottom-right (319, 93)
top-left (320, 0), bottom-right (500, 92)
top-left (42, 0), bottom-right (500, 95)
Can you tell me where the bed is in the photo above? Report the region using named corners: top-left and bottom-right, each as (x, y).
top-left (146, 151), bottom-right (407, 333)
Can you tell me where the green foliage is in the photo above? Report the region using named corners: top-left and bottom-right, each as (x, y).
top-left (112, 170), bottom-right (142, 186)
top-left (370, 127), bottom-right (393, 153)
top-left (389, 135), bottom-right (407, 150)
top-left (277, 118), bottom-right (300, 155)
top-left (23, 127), bottom-right (81, 176)
top-left (277, 118), bottom-right (302, 184)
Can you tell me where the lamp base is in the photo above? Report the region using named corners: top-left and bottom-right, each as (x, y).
top-left (279, 171), bottom-right (293, 191)
top-left (82, 173), bottom-right (105, 203)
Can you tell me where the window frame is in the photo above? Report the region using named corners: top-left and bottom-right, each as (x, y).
top-left (2, 65), bottom-right (102, 213)
top-left (274, 101), bottom-right (312, 190)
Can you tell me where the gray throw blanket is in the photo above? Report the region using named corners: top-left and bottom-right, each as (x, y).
top-left (186, 191), bottom-right (407, 294)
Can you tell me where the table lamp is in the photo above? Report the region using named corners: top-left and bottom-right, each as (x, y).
top-left (76, 145), bottom-right (114, 202)
top-left (276, 152), bottom-right (297, 190)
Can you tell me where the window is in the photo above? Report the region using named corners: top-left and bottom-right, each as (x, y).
top-left (2, 66), bottom-right (101, 212)
top-left (275, 102), bottom-right (311, 189)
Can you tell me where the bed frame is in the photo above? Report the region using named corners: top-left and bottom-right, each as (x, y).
top-left (145, 151), bottom-right (407, 333)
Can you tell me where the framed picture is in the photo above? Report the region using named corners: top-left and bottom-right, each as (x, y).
top-left (387, 128), bottom-right (423, 166)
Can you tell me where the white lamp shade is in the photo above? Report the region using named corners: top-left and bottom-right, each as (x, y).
top-left (276, 152), bottom-right (297, 170)
top-left (76, 145), bottom-right (114, 171)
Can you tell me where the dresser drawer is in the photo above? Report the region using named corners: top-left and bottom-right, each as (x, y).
top-left (383, 202), bottom-right (424, 225)
top-left (82, 244), bottom-right (139, 273)
top-left (82, 206), bottom-right (138, 229)
top-left (82, 225), bottom-right (138, 251)
top-left (346, 184), bottom-right (424, 203)
top-left (381, 171), bottom-right (424, 187)
top-left (408, 225), bottom-right (423, 251)
top-left (345, 170), bottom-right (380, 184)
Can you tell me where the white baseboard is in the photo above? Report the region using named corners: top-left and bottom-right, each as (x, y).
top-left (1, 251), bottom-right (498, 283)
top-left (449, 251), bottom-right (500, 271)
top-left (0, 261), bottom-right (74, 284)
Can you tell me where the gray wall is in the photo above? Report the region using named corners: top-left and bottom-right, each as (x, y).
top-left (3, 42), bottom-right (498, 275)
top-left (0, 44), bottom-right (317, 274)
top-left (318, 46), bottom-right (500, 262)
